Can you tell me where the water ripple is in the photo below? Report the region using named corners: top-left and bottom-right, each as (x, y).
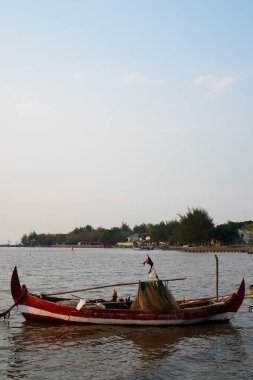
top-left (0, 248), bottom-right (253, 379)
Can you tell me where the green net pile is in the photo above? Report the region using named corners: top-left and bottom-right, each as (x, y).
top-left (131, 280), bottom-right (179, 313)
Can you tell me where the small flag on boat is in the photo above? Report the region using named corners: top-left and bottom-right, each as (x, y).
top-left (143, 255), bottom-right (159, 279)
top-left (143, 255), bottom-right (154, 268)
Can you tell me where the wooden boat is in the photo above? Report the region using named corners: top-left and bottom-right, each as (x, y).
top-left (133, 245), bottom-right (154, 251)
top-left (11, 266), bottom-right (245, 326)
top-left (245, 284), bottom-right (253, 298)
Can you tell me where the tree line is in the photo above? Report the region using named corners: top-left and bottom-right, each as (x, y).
top-left (20, 207), bottom-right (253, 247)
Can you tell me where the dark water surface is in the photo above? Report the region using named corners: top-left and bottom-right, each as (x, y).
top-left (0, 247), bottom-right (253, 379)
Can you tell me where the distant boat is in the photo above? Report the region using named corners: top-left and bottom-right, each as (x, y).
top-left (10, 266), bottom-right (245, 326)
top-left (245, 284), bottom-right (253, 298)
top-left (133, 246), bottom-right (154, 251)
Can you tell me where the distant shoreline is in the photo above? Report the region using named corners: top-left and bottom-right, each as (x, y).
top-left (2, 244), bottom-right (253, 253)
top-left (179, 245), bottom-right (253, 254)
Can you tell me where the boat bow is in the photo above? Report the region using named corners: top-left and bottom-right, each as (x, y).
top-left (11, 266), bottom-right (27, 303)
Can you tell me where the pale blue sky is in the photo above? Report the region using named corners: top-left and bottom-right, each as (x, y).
top-left (0, 1), bottom-right (253, 243)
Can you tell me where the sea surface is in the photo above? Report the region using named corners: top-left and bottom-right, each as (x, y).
top-left (0, 247), bottom-right (253, 379)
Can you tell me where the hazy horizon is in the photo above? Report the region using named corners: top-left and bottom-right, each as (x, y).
top-left (1, 1), bottom-right (253, 244)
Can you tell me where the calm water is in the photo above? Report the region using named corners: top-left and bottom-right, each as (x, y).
top-left (0, 247), bottom-right (253, 379)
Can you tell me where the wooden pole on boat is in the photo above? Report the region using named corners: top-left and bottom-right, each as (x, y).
top-left (215, 255), bottom-right (219, 302)
top-left (43, 277), bottom-right (187, 296)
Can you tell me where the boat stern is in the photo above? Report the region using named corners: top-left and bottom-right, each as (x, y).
top-left (233, 278), bottom-right (245, 312)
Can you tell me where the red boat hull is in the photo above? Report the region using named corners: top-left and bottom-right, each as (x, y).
top-left (11, 267), bottom-right (245, 326)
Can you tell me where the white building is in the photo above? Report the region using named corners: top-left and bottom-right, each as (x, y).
top-left (239, 229), bottom-right (253, 244)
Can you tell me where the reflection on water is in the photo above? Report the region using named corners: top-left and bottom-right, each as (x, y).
top-left (1, 248), bottom-right (253, 379)
top-left (5, 321), bottom-right (246, 380)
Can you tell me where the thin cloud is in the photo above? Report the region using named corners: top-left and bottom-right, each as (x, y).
top-left (72, 72), bottom-right (82, 80)
top-left (194, 74), bottom-right (236, 94)
top-left (123, 73), bottom-right (162, 85)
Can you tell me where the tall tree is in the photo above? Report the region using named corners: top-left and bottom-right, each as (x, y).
top-left (165, 220), bottom-right (181, 244)
top-left (179, 207), bottom-right (214, 244)
top-left (85, 225), bottom-right (93, 233)
top-left (121, 221), bottom-right (130, 232)
top-left (133, 224), bottom-right (148, 234)
top-left (213, 221), bottom-right (240, 244)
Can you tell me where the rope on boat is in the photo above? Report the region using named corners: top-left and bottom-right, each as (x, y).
top-left (0, 290), bottom-right (27, 320)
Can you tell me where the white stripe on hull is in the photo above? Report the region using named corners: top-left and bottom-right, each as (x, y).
top-left (208, 311), bottom-right (235, 321)
top-left (18, 305), bottom-right (235, 326)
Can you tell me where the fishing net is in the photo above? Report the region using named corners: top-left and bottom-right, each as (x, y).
top-left (131, 280), bottom-right (179, 313)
